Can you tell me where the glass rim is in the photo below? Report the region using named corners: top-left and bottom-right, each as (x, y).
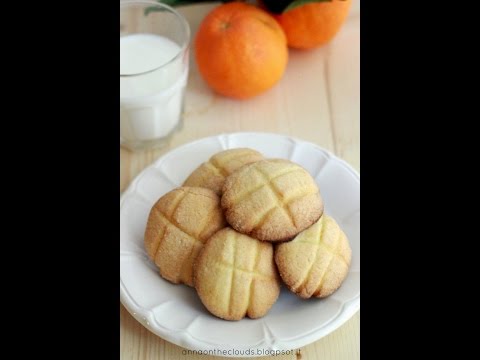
top-left (120, 0), bottom-right (190, 77)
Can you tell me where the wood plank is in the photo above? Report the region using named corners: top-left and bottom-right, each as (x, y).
top-left (120, 2), bottom-right (360, 359)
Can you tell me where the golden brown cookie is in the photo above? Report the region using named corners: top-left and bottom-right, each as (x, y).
top-left (183, 148), bottom-right (264, 195)
top-left (275, 215), bottom-right (351, 299)
top-left (221, 159), bottom-right (323, 242)
top-left (144, 187), bottom-right (226, 287)
top-left (194, 227), bottom-right (280, 320)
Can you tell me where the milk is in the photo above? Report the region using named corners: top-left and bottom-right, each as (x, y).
top-left (120, 34), bottom-right (188, 145)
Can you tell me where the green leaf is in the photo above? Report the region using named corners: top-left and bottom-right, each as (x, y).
top-left (283, 0), bottom-right (337, 13)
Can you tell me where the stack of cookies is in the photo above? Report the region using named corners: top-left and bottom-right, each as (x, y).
top-left (144, 148), bottom-right (351, 321)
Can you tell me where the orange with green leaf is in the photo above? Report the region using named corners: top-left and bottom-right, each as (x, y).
top-left (262, 0), bottom-right (352, 49)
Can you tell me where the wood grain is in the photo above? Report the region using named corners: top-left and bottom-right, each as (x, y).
top-left (121, 305), bottom-right (359, 360)
top-left (121, 2), bottom-right (359, 359)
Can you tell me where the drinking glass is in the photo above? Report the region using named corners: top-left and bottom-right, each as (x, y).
top-left (120, 0), bottom-right (190, 151)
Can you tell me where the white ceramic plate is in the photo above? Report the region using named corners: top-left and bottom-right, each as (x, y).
top-left (120, 132), bottom-right (360, 355)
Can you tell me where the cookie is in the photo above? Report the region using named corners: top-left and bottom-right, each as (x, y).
top-left (144, 187), bottom-right (226, 287)
top-left (275, 215), bottom-right (351, 299)
top-left (194, 227), bottom-right (280, 320)
top-left (221, 159), bottom-right (323, 242)
top-left (183, 148), bottom-right (264, 195)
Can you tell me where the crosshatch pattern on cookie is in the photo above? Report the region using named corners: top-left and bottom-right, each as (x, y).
top-left (144, 187), bottom-right (226, 287)
top-left (222, 159), bottom-right (323, 241)
top-left (194, 228), bottom-right (280, 321)
top-left (183, 148), bottom-right (264, 195)
top-left (275, 215), bottom-right (351, 299)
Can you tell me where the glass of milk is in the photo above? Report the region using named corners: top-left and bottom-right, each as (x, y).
top-left (120, 0), bottom-right (190, 151)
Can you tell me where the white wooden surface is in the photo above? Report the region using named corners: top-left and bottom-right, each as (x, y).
top-left (121, 3), bottom-right (360, 359)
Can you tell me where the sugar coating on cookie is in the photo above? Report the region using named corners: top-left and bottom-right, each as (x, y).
top-left (183, 148), bottom-right (264, 195)
top-left (194, 228), bottom-right (280, 321)
top-left (144, 187), bottom-right (226, 287)
top-left (275, 215), bottom-right (351, 299)
top-left (221, 159), bottom-right (323, 242)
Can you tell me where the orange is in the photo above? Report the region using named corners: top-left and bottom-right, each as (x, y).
top-left (195, 2), bottom-right (288, 99)
top-left (276, 0), bottom-right (352, 49)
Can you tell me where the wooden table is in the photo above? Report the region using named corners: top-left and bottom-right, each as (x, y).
top-left (121, 3), bottom-right (360, 359)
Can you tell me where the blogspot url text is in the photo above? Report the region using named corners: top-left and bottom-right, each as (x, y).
top-left (182, 349), bottom-right (301, 356)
